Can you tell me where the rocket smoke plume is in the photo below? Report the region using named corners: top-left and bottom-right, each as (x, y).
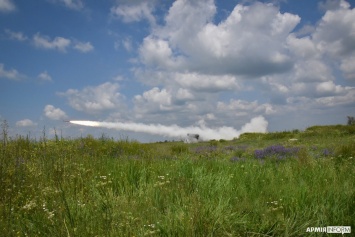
top-left (69, 116), bottom-right (268, 141)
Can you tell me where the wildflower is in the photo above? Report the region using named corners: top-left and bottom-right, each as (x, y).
top-left (22, 200), bottom-right (37, 211)
top-left (321, 148), bottom-right (333, 157)
top-left (254, 145), bottom-right (300, 159)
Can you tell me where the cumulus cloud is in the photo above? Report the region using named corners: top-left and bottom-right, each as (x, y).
top-left (74, 41), bottom-right (94, 53)
top-left (110, 1), bottom-right (156, 25)
top-left (50, 0), bottom-right (84, 10)
top-left (174, 73), bottom-right (241, 92)
top-left (59, 82), bottom-right (124, 114)
top-left (33, 33), bottom-right (71, 52)
top-left (38, 71), bottom-right (53, 82)
top-left (139, 37), bottom-right (184, 70)
top-left (0, 0), bottom-right (15, 12)
top-left (121, 37), bottom-right (133, 51)
top-left (313, 1), bottom-right (355, 57)
top-left (32, 33), bottom-right (94, 53)
top-left (134, 87), bottom-right (173, 114)
top-left (16, 119), bottom-right (37, 127)
top-left (0, 63), bottom-right (24, 80)
top-left (132, 85), bottom-right (204, 122)
top-left (5, 29), bottom-right (27, 41)
top-left (217, 99), bottom-right (275, 116)
top-left (318, 0), bottom-right (349, 11)
top-left (315, 81), bottom-right (351, 96)
top-left (44, 105), bottom-right (68, 120)
top-left (176, 88), bottom-right (194, 101)
top-left (56, 1), bottom-right (354, 138)
top-left (257, 1), bottom-right (355, 107)
top-left (139, 1), bottom-right (300, 76)
top-left (312, 2), bottom-right (355, 81)
top-left (340, 56), bottom-right (355, 80)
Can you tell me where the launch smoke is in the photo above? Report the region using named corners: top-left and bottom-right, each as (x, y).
top-left (69, 116), bottom-right (268, 141)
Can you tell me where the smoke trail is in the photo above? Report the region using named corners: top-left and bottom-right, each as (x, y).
top-left (70, 116), bottom-right (268, 140)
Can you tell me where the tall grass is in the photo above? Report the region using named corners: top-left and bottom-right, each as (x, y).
top-left (0, 124), bottom-right (354, 236)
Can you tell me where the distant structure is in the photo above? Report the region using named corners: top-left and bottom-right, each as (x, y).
top-left (185, 133), bottom-right (200, 143)
top-left (347, 116), bottom-right (355, 125)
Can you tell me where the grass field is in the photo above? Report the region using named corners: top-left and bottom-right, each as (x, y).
top-left (1, 123), bottom-right (354, 236)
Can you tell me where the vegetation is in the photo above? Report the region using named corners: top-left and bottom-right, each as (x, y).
top-left (1, 121), bottom-right (354, 236)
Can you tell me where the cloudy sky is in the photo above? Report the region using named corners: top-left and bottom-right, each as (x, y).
top-left (1, 0), bottom-right (355, 142)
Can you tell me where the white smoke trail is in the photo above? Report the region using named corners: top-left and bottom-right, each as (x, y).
top-left (69, 116), bottom-right (268, 141)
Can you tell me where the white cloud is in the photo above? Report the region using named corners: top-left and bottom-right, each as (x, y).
top-left (32, 33), bottom-right (93, 53)
top-left (315, 81), bottom-right (350, 96)
top-left (16, 119), bottom-right (37, 127)
top-left (33, 33), bottom-right (71, 52)
top-left (318, 0), bottom-right (350, 11)
top-left (134, 87), bottom-right (173, 114)
top-left (110, 2), bottom-right (156, 25)
top-left (287, 34), bottom-right (318, 59)
top-left (130, 1), bottom-right (355, 129)
top-left (51, 0), bottom-right (84, 10)
top-left (340, 56), bottom-right (355, 80)
top-left (313, 2), bottom-right (355, 57)
top-left (38, 71), bottom-right (53, 82)
top-left (74, 41), bottom-right (94, 53)
top-left (113, 75), bottom-right (125, 81)
top-left (139, 37), bottom-right (184, 70)
top-left (122, 38), bottom-right (133, 51)
top-left (287, 86), bottom-right (355, 109)
top-left (176, 88), bottom-right (194, 101)
top-left (44, 105), bottom-right (68, 120)
top-left (0, 63), bottom-right (24, 80)
top-left (0, 0), bottom-right (15, 12)
top-left (47, 0), bottom-right (354, 140)
top-left (313, 89), bottom-right (355, 107)
top-left (132, 86), bottom-right (203, 122)
top-left (140, 1), bottom-right (300, 76)
top-left (295, 24), bottom-right (316, 37)
top-left (5, 29), bottom-right (27, 41)
top-left (138, 87), bottom-right (171, 105)
top-left (174, 73), bottom-right (241, 92)
top-left (59, 82), bottom-right (124, 114)
top-left (292, 60), bottom-right (333, 82)
top-left (217, 99), bottom-right (275, 117)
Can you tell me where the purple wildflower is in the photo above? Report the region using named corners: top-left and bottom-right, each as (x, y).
top-left (193, 146), bottom-right (217, 154)
top-left (254, 145), bottom-right (300, 159)
top-left (322, 148), bottom-right (333, 157)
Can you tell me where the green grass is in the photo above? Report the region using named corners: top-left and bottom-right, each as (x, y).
top-left (1, 125), bottom-right (354, 236)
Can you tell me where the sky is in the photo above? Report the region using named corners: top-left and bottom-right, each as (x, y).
top-left (1, 0), bottom-right (355, 142)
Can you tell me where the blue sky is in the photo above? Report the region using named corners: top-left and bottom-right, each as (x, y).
top-left (1, 0), bottom-right (355, 142)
